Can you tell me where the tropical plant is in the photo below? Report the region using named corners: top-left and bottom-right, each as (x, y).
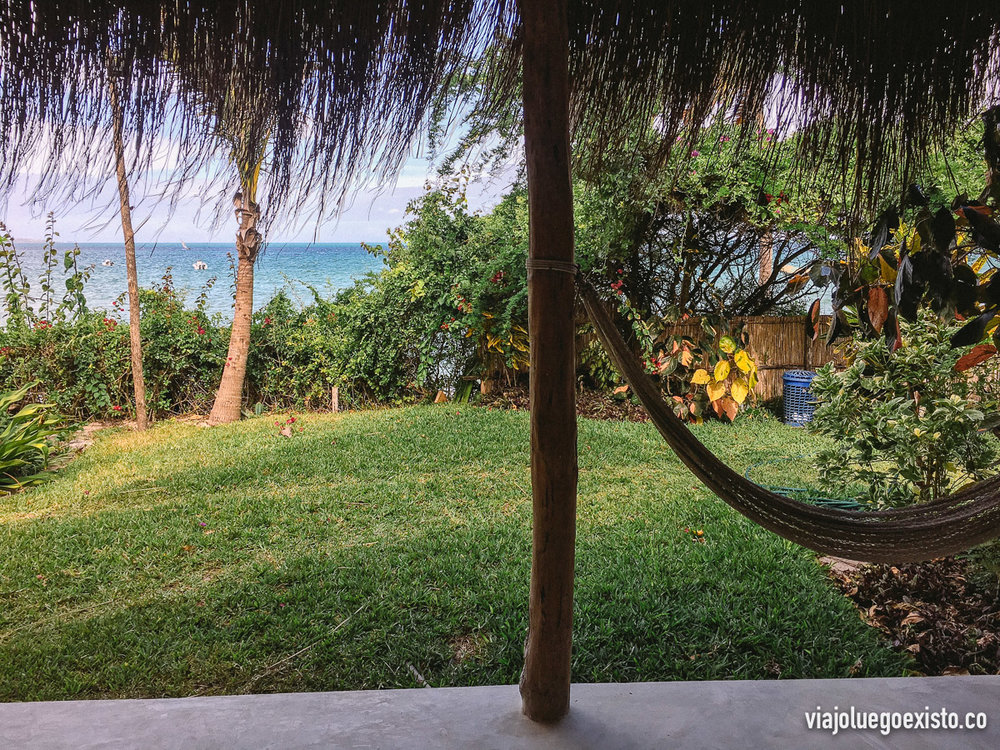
top-left (0, 264), bottom-right (225, 419)
top-left (611, 287), bottom-right (759, 422)
top-left (805, 115), bottom-right (999, 355)
top-left (0, 382), bottom-right (61, 493)
top-left (0, 217), bottom-right (92, 329)
top-left (810, 310), bottom-right (997, 508)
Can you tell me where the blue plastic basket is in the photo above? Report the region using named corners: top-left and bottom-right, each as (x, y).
top-left (783, 370), bottom-right (818, 426)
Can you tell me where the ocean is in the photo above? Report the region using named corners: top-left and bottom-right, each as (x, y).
top-left (7, 241), bottom-right (386, 318)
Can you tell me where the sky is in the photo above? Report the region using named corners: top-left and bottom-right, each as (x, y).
top-left (1, 152), bottom-right (515, 245)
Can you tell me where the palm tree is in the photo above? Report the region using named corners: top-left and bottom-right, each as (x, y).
top-left (207, 120), bottom-right (267, 425)
top-left (109, 78), bottom-right (148, 430)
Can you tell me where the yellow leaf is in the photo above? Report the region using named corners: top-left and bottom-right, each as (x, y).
top-left (731, 377), bottom-right (749, 405)
top-left (718, 336), bottom-right (736, 354)
top-left (734, 350), bottom-right (753, 373)
top-left (680, 349), bottom-right (694, 367)
top-left (706, 380), bottom-right (726, 402)
top-left (465, 328), bottom-right (475, 338)
top-left (691, 369), bottom-right (711, 385)
top-left (714, 360), bottom-right (731, 382)
top-left (878, 255), bottom-right (897, 284)
top-left (973, 255), bottom-right (987, 275)
top-left (748, 369), bottom-right (758, 390)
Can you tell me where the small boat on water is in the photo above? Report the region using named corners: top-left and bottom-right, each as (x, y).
top-left (192, 260), bottom-right (208, 270)
top-left (101, 259), bottom-right (114, 267)
top-left (181, 241), bottom-right (190, 251)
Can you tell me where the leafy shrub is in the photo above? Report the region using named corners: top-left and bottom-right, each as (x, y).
top-left (0, 274), bottom-right (225, 419)
top-left (246, 285), bottom-right (406, 409)
top-left (810, 310), bottom-right (997, 508)
top-left (609, 287), bottom-right (760, 421)
top-left (0, 382), bottom-right (61, 493)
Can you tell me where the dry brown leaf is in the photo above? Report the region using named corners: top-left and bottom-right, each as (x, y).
top-left (942, 667), bottom-right (970, 676)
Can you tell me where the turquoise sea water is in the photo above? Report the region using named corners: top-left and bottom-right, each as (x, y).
top-left (9, 241), bottom-right (385, 318)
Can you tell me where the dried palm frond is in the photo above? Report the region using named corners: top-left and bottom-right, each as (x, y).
top-left (0, 1), bottom-right (998, 223)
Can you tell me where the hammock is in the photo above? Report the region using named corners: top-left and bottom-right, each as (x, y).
top-left (578, 277), bottom-right (1000, 563)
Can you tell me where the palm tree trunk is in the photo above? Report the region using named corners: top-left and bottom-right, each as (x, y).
top-left (208, 195), bottom-right (259, 425)
top-left (110, 81), bottom-right (148, 431)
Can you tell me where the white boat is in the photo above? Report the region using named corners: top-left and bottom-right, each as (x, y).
top-left (101, 259), bottom-right (114, 267)
top-left (181, 241), bottom-right (189, 250)
top-left (192, 260), bottom-right (208, 270)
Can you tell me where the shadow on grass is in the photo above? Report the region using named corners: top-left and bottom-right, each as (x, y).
top-left (0, 511), bottom-right (909, 702)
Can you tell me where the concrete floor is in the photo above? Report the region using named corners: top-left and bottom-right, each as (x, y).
top-left (2, 677), bottom-right (998, 749)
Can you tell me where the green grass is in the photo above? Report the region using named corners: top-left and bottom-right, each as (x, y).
top-left (0, 406), bottom-right (908, 700)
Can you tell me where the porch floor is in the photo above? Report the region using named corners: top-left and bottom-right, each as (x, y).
top-left (2, 676), bottom-right (997, 749)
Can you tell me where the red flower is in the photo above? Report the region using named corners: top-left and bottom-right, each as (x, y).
top-left (112, 405), bottom-right (122, 412)
top-left (197, 327), bottom-right (205, 335)
top-left (263, 316), bottom-right (272, 326)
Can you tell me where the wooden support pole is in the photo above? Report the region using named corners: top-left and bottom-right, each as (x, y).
top-left (518, 0), bottom-right (578, 723)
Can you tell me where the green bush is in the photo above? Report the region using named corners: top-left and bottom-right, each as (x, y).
top-left (810, 310), bottom-right (997, 508)
top-left (246, 287), bottom-right (397, 409)
top-left (0, 279), bottom-right (225, 420)
top-left (0, 382), bottom-right (61, 493)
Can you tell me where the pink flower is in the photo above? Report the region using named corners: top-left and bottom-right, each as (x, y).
top-left (690, 150), bottom-right (700, 157)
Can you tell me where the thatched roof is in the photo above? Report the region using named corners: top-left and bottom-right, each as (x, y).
top-left (1, 1), bottom-right (998, 217)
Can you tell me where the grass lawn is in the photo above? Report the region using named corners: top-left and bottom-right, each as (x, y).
top-left (0, 406), bottom-right (909, 700)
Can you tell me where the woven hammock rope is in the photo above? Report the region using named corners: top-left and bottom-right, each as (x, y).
top-left (578, 277), bottom-right (1000, 563)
